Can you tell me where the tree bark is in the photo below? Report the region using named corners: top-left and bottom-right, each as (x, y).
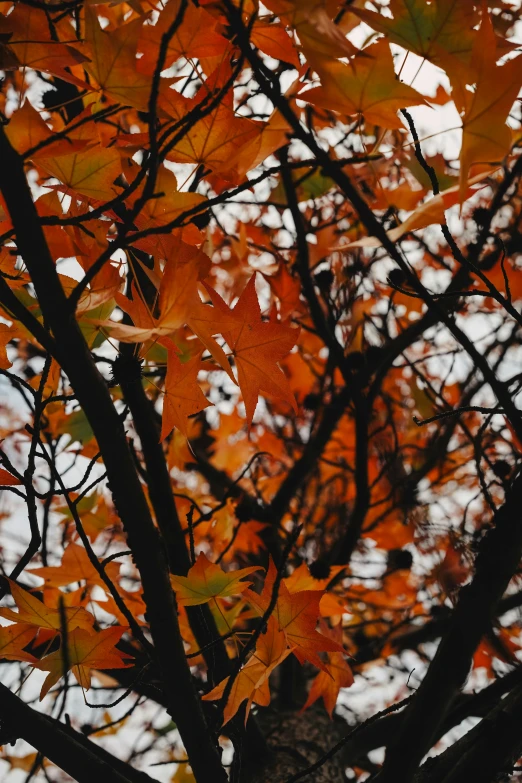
top-left (250, 707), bottom-right (346, 783)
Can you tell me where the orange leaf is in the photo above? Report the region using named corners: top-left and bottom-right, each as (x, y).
top-left (28, 542), bottom-right (120, 595)
top-left (301, 40), bottom-right (426, 129)
top-left (262, 263), bottom-right (305, 320)
top-left (246, 559), bottom-right (342, 671)
top-left (35, 626), bottom-right (132, 699)
top-left (0, 7), bottom-right (88, 86)
top-left (264, 0), bottom-right (360, 59)
top-left (250, 22), bottom-right (300, 69)
top-left (0, 468), bottom-right (21, 485)
top-left (456, 12), bottom-right (522, 204)
top-left (205, 274), bottom-right (300, 425)
top-left (0, 623), bottom-right (38, 663)
top-left (202, 615), bottom-right (291, 725)
top-left (161, 65), bottom-right (259, 177)
top-left (301, 624), bottom-right (353, 717)
top-left (138, 0), bottom-right (228, 74)
top-left (159, 348), bottom-right (211, 441)
top-left (84, 8), bottom-right (152, 111)
top-left (99, 239), bottom-right (235, 379)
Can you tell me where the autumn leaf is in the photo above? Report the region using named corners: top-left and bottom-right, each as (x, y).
top-left (170, 552), bottom-right (262, 606)
top-left (5, 102), bottom-right (91, 160)
top-left (0, 580), bottom-right (95, 639)
top-left (264, 0), bottom-right (360, 59)
top-left (98, 238), bottom-right (235, 379)
top-left (5, 101), bottom-right (53, 157)
top-left (204, 274), bottom-right (300, 425)
top-left (0, 467), bottom-right (21, 485)
top-left (159, 348), bottom-right (211, 441)
top-left (456, 12), bottom-right (522, 203)
top-left (301, 624), bottom-right (353, 717)
top-left (28, 542), bottom-right (120, 595)
top-left (284, 562), bottom-right (345, 593)
top-left (349, 0), bottom-right (480, 77)
top-left (35, 626), bottom-right (132, 699)
top-left (60, 263), bottom-right (122, 315)
top-left (0, 7), bottom-right (88, 86)
top-left (161, 78), bottom-right (259, 179)
top-left (131, 166), bottom-right (206, 231)
top-left (301, 40), bottom-right (427, 129)
top-left (245, 559), bottom-right (342, 671)
top-left (38, 144), bottom-right (122, 203)
top-left (138, 0), bottom-right (228, 75)
top-left (202, 615), bottom-right (292, 725)
top-left (0, 623), bottom-right (38, 663)
top-left (263, 263), bottom-right (305, 320)
top-left (84, 7), bottom-right (152, 111)
top-left (250, 21), bottom-right (300, 69)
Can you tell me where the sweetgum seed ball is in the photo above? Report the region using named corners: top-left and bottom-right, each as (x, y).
top-left (309, 559), bottom-right (331, 580)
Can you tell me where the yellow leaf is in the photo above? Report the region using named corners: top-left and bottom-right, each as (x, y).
top-left (170, 552), bottom-right (262, 606)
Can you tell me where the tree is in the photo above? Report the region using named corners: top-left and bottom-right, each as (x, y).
top-left (0, 0), bottom-right (522, 781)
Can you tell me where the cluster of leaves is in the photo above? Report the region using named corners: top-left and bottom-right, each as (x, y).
top-left (0, 0), bottom-right (522, 782)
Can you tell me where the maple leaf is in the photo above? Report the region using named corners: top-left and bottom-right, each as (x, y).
top-left (0, 580), bottom-right (95, 640)
top-left (250, 21), bottom-right (300, 69)
top-left (351, 0), bottom-right (475, 70)
top-left (54, 492), bottom-right (117, 543)
top-left (301, 40), bottom-right (427, 129)
top-left (138, 0), bottom-right (228, 75)
top-left (264, 0), bottom-right (360, 59)
top-left (84, 8), bottom-right (152, 111)
top-left (350, 0), bottom-right (514, 83)
top-left (130, 165), bottom-right (206, 231)
top-left (263, 263), bottom-right (305, 320)
top-left (6, 102), bottom-right (62, 158)
top-left (301, 624), bottom-right (353, 717)
top-left (170, 552), bottom-right (262, 606)
top-left (159, 348), bottom-right (212, 441)
top-left (98, 238), bottom-right (235, 379)
top-left (35, 626), bottom-right (132, 699)
top-left (37, 144), bottom-right (122, 203)
top-left (0, 623), bottom-right (38, 663)
top-left (456, 12), bottom-right (522, 203)
top-left (245, 559), bottom-right (342, 671)
top-left (60, 263), bottom-right (122, 315)
top-left (284, 562), bottom-right (345, 593)
top-left (202, 615), bottom-right (292, 725)
top-left (5, 102), bottom-right (91, 162)
top-left (161, 85), bottom-right (259, 179)
top-left (205, 274), bottom-right (300, 425)
top-left (0, 7), bottom-right (88, 86)
top-left (94, 588), bottom-right (147, 628)
top-left (28, 543), bottom-right (120, 595)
